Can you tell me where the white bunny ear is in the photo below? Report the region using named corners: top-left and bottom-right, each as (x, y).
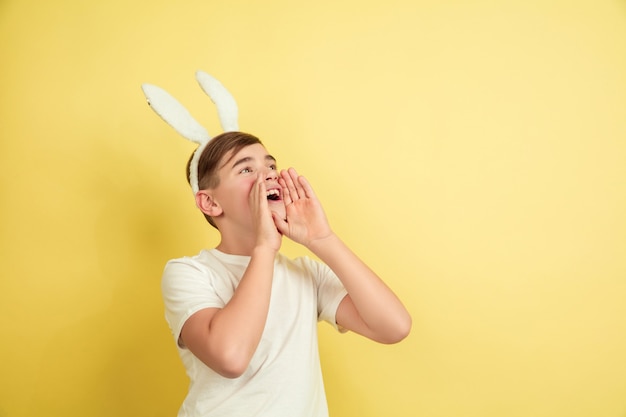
top-left (141, 83), bottom-right (211, 144)
top-left (195, 70), bottom-right (239, 132)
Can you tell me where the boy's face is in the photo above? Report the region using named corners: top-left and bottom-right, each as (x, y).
top-left (208, 143), bottom-right (285, 228)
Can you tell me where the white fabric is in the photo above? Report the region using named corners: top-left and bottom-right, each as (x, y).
top-left (161, 249), bottom-right (348, 417)
top-left (141, 71), bottom-right (240, 195)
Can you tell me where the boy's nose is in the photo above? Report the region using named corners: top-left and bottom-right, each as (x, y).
top-left (265, 169), bottom-right (278, 181)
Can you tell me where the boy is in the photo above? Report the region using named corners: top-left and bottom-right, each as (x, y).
top-left (162, 131), bottom-right (411, 417)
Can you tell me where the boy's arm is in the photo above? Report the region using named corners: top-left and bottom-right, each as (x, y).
top-left (181, 175), bottom-right (281, 378)
top-left (275, 168), bottom-right (411, 344)
top-left (308, 234), bottom-right (411, 344)
top-left (180, 246), bottom-right (276, 378)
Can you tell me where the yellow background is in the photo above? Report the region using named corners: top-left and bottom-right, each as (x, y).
top-left (1, 1), bottom-right (625, 416)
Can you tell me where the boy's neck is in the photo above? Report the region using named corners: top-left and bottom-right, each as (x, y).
top-left (213, 219), bottom-right (283, 256)
top-left (211, 220), bottom-right (252, 256)
top-left (216, 240), bottom-right (253, 256)
top-left (216, 232), bottom-right (279, 257)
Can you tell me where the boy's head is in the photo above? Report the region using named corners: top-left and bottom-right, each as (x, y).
top-left (186, 131), bottom-right (263, 228)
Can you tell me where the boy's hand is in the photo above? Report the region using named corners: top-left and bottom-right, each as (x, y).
top-left (250, 173), bottom-right (282, 252)
top-left (273, 168), bottom-right (333, 248)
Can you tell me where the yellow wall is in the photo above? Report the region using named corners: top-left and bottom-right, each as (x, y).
top-left (1, 1), bottom-right (625, 416)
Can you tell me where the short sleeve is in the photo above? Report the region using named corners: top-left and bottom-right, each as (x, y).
top-left (306, 258), bottom-right (348, 331)
top-left (161, 257), bottom-right (227, 346)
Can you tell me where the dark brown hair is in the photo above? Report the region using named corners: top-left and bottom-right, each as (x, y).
top-left (186, 131), bottom-right (263, 228)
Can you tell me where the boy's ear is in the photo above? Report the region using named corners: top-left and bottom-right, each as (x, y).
top-left (195, 191), bottom-right (223, 217)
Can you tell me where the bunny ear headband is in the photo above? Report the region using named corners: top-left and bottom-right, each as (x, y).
top-left (141, 70), bottom-right (239, 195)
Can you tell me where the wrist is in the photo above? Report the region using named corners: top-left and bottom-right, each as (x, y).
top-left (251, 244), bottom-right (279, 258)
top-left (306, 232), bottom-right (339, 254)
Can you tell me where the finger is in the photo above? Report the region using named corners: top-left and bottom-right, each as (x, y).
top-left (251, 173), bottom-right (268, 211)
top-left (272, 211), bottom-right (289, 235)
top-left (297, 175), bottom-right (318, 200)
top-left (286, 168), bottom-right (306, 200)
top-left (281, 169), bottom-right (300, 202)
top-left (279, 177), bottom-right (292, 205)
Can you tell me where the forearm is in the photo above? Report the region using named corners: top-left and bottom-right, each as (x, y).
top-left (277, 168), bottom-right (410, 342)
top-left (308, 234), bottom-right (411, 341)
top-left (202, 246), bottom-right (276, 376)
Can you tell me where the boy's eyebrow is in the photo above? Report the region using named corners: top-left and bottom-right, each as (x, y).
top-left (230, 154), bottom-right (277, 170)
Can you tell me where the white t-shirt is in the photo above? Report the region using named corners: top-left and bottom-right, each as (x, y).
top-left (161, 249), bottom-right (348, 417)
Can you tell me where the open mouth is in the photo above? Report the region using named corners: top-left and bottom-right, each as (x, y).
top-left (266, 189), bottom-right (281, 201)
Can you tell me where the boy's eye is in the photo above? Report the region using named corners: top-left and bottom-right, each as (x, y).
top-left (269, 164), bottom-right (277, 170)
top-left (240, 167), bottom-right (252, 174)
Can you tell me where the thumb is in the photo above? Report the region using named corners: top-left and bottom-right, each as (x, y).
top-left (272, 211), bottom-right (289, 236)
